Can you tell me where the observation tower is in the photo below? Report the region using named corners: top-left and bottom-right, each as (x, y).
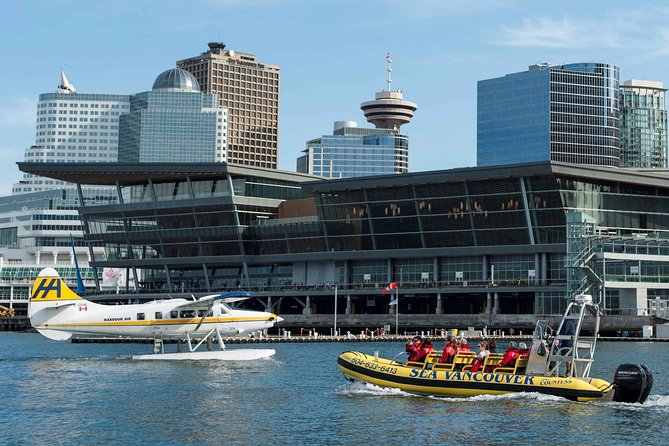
top-left (360, 53), bottom-right (417, 129)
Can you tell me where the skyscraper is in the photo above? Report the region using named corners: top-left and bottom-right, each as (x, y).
top-left (14, 72), bottom-right (129, 194)
top-left (298, 54), bottom-right (415, 178)
top-left (297, 121), bottom-right (408, 178)
top-left (620, 80), bottom-right (668, 168)
top-left (118, 68), bottom-right (227, 163)
top-left (177, 42), bottom-right (280, 169)
top-left (477, 63), bottom-right (620, 167)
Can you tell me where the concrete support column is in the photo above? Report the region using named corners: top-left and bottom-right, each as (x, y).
top-left (541, 253), bottom-right (547, 285)
top-left (267, 296), bottom-right (272, 312)
top-left (303, 296), bottom-right (312, 315)
top-left (36, 251), bottom-right (41, 265)
top-left (53, 251), bottom-right (58, 265)
top-left (486, 292), bottom-right (492, 314)
top-left (493, 292), bottom-right (499, 314)
top-left (345, 295), bottom-right (352, 315)
top-left (436, 293), bottom-right (443, 315)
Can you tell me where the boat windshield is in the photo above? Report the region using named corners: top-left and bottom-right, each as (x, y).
top-left (533, 320), bottom-right (550, 342)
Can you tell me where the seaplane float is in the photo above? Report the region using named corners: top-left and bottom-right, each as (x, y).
top-left (28, 267), bottom-right (282, 360)
top-left (338, 294), bottom-right (653, 403)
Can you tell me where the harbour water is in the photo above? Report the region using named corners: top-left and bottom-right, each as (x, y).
top-left (2, 333), bottom-right (668, 445)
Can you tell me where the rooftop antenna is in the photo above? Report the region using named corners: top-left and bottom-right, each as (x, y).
top-left (386, 51), bottom-right (392, 92)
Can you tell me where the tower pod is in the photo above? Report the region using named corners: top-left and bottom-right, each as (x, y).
top-left (612, 364), bottom-right (653, 404)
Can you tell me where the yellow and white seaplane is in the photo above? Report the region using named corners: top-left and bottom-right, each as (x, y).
top-left (338, 294), bottom-right (653, 403)
top-left (28, 267), bottom-right (282, 360)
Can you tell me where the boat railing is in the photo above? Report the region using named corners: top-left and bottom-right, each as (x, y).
top-left (545, 296), bottom-right (599, 378)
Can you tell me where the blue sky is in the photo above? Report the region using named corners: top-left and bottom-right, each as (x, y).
top-left (2, 0), bottom-right (669, 195)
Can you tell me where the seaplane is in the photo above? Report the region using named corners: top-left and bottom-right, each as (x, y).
top-left (28, 267), bottom-right (282, 360)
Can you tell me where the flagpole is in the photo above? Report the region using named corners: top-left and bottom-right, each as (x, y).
top-left (395, 284), bottom-right (399, 335)
top-left (334, 285), bottom-right (338, 336)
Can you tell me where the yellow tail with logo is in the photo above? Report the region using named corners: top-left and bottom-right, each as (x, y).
top-left (28, 267), bottom-right (85, 341)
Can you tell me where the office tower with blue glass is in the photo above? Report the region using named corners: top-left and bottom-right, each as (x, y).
top-left (620, 80), bottom-right (668, 168)
top-left (297, 55), bottom-right (416, 178)
top-left (297, 121), bottom-right (408, 178)
top-left (118, 68), bottom-right (227, 163)
top-left (477, 63), bottom-right (620, 167)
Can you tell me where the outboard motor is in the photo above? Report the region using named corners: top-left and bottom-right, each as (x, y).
top-left (612, 364), bottom-right (653, 404)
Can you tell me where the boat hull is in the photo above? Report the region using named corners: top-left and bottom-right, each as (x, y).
top-left (338, 351), bottom-right (612, 402)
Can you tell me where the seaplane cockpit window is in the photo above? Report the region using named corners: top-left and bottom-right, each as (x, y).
top-left (197, 309), bottom-right (207, 317)
top-left (220, 305), bottom-right (230, 314)
top-left (137, 313), bottom-right (145, 321)
top-left (170, 310), bottom-right (178, 319)
top-left (180, 310), bottom-right (196, 318)
top-left (155, 312), bottom-right (162, 320)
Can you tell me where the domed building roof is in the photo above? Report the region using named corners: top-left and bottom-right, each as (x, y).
top-left (152, 68), bottom-right (200, 92)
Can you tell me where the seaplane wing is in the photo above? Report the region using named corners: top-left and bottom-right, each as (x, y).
top-left (28, 267), bottom-right (283, 361)
top-left (172, 291), bottom-right (253, 310)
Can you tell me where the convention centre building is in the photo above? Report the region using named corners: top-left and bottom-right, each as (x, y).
top-left (18, 161), bottom-right (669, 332)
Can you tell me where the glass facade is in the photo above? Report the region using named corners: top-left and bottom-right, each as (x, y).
top-left (20, 161), bottom-right (669, 319)
top-left (297, 122), bottom-right (408, 178)
top-left (478, 63), bottom-right (620, 167)
top-left (620, 80), bottom-right (668, 168)
top-left (118, 72), bottom-right (227, 163)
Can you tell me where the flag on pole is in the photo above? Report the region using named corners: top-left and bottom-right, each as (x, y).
top-left (382, 282), bottom-right (397, 295)
top-left (389, 298), bottom-right (398, 306)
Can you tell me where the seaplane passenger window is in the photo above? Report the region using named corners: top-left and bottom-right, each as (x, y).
top-left (170, 310), bottom-right (178, 318)
top-left (155, 312), bottom-right (162, 319)
top-left (180, 310), bottom-right (195, 318)
top-left (137, 312), bottom-right (145, 320)
top-left (197, 310), bottom-right (207, 317)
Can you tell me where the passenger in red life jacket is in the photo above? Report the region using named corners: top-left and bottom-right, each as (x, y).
top-left (517, 342), bottom-right (530, 356)
top-left (493, 341), bottom-right (520, 371)
top-left (470, 341), bottom-right (490, 373)
top-left (405, 336), bottom-right (422, 361)
top-left (458, 337), bottom-right (471, 352)
top-left (440, 335), bottom-right (458, 363)
top-left (413, 338), bottom-right (434, 363)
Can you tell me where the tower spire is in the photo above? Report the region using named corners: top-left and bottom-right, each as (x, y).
top-left (386, 51), bottom-right (392, 92)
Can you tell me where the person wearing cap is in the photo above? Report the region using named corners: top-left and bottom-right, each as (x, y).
top-left (440, 335), bottom-right (458, 363)
top-left (405, 336), bottom-right (422, 361)
top-left (414, 338), bottom-right (434, 363)
top-left (494, 341), bottom-right (520, 370)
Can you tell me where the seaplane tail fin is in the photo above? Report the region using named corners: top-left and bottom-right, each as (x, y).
top-left (28, 267), bottom-right (85, 340)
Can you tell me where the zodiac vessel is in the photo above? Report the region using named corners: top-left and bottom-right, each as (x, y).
top-left (338, 295), bottom-right (652, 403)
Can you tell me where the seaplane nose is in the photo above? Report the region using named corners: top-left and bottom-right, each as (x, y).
top-left (276, 316), bottom-right (284, 323)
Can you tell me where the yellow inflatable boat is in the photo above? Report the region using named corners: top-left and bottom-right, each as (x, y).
top-left (338, 296), bottom-right (653, 403)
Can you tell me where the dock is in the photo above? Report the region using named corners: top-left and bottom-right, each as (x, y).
top-left (69, 335), bottom-right (669, 344)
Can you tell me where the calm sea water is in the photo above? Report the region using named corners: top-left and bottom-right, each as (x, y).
top-left (1, 333), bottom-right (668, 446)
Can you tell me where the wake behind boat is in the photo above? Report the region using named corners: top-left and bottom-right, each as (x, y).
top-left (338, 295), bottom-right (653, 403)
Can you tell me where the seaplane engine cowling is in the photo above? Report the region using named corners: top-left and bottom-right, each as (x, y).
top-left (612, 364), bottom-right (653, 404)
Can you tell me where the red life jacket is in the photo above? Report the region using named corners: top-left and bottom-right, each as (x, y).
top-left (406, 342), bottom-right (421, 361)
top-left (414, 344), bottom-right (433, 362)
top-left (440, 343), bottom-right (457, 363)
top-left (498, 348), bottom-right (520, 368)
top-left (470, 356), bottom-right (484, 372)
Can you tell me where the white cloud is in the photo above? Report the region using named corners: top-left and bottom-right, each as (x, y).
top-left (495, 16), bottom-right (604, 48)
top-left (493, 8), bottom-right (669, 58)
